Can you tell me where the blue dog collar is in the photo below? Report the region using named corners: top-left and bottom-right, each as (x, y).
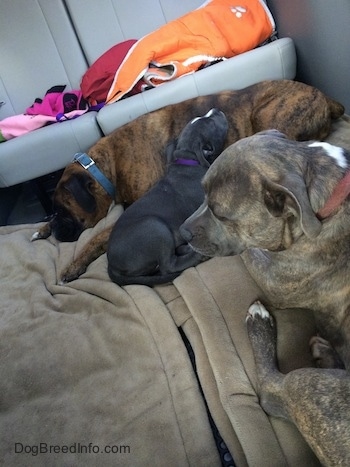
top-left (73, 152), bottom-right (116, 199)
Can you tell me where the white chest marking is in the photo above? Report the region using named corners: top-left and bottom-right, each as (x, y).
top-left (308, 142), bottom-right (347, 169)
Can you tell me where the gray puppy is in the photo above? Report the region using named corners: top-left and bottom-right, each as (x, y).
top-left (180, 130), bottom-right (350, 466)
top-left (107, 108), bottom-right (228, 286)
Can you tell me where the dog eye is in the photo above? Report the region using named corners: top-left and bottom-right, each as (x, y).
top-left (215, 213), bottom-right (228, 222)
top-left (209, 204), bottom-right (227, 221)
top-left (211, 208), bottom-right (228, 222)
top-left (203, 144), bottom-right (213, 156)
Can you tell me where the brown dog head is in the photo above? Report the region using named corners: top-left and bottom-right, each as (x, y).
top-left (47, 163), bottom-right (113, 242)
top-left (179, 130), bottom-right (334, 257)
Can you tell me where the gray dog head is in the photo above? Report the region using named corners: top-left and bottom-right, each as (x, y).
top-left (180, 130), bottom-right (330, 257)
top-left (166, 108), bottom-right (228, 167)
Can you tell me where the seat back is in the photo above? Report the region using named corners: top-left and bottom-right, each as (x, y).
top-left (65, 0), bottom-right (205, 65)
top-left (0, 0), bottom-right (88, 119)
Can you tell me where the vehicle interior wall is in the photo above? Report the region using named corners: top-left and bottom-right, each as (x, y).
top-left (268, 0), bottom-right (350, 114)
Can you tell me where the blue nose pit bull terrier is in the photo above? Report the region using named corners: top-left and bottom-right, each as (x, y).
top-left (107, 108), bottom-right (228, 286)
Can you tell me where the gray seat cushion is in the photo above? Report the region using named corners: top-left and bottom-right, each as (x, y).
top-left (0, 112), bottom-right (102, 187)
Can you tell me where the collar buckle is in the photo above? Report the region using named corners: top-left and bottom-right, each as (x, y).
top-left (74, 153), bottom-right (95, 170)
top-left (72, 152), bottom-right (116, 199)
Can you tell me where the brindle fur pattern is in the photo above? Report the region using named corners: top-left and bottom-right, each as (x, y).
top-left (247, 302), bottom-right (350, 466)
top-left (180, 130), bottom-right (350, 465)
top-left (32, 80), bottom-right (344, 282)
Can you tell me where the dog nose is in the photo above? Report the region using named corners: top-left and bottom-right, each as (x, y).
top-left (180, 224), bottom-right (193, 242)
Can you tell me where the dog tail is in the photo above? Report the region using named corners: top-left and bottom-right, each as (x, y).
top-left (108, 268), bottom-right (181, 287)
top-left (326, 95), bottom-right (345, 120)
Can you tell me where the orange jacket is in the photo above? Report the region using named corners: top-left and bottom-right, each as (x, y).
top-left (106, 0), bottom-right (275, 104)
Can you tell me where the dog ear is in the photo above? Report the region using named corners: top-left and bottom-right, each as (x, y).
top-left (165, 139), bottom-right (178, 163)
top-left (64, 172), bottom-right (97, 213)
top-left (264, 189), bottom-right (286, 217)
top-left (264, 173), bottom-right (322, 238)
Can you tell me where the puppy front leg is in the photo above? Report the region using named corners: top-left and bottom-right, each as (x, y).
top-left (60, 226), bottom-right (113, 283)
top-left (163, 245), bottom-right (205, 274)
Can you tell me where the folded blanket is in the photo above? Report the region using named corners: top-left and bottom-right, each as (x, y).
top-left (0, 208), bottom-right (220, 466)
top-left (106, 0), bottom-right (275, 103)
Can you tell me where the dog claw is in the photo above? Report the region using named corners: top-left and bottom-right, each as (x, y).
top-left (59, 263), bottom-right (87, 284)
top-left (58, 273), bottom-right (79, 285)
top-left (59, 273), bottom-right (77, 284)
top-left (247, 300), bottom-right (271, 321)
top-left (31, 232), bottom-right (41, 242)
top-left (246, 301), bottom-right (275, 342)
top-left (31, 222), bottom-right (52, 241)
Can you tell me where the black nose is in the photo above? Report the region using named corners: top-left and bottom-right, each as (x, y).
top-left (51, 216), bottom-right (82, 242)
top-left (180, 224), bottom-right (193, 242)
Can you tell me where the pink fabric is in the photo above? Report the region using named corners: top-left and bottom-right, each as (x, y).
top-left (26, 92), bottom-right (65, 116)
top-left (26, 86), bottom-right (87, 117)
top-left (0, 85), bottom-right (89, 141)
top-left (0, 109), bottom-right (87, 141)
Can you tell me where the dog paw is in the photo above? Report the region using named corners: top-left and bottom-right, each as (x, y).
top-left (59, 272), bottom-right (77, 285)
top-left (246, 301), bottom-right (276, 344)
top-left (175, 244), bottom-right (193, 255)
top-left (310, 335), bottom-right (345, 369)
top-left (31, 222), bottom-right (52, 241)
top-left (247, 300), bottom-right (271, 321)
top-left (31, 231), bottom-right (41, 242)
top-left (60, 263), bottom-right (86, 284)
top-left (31, 229), bottom-right (50, 241)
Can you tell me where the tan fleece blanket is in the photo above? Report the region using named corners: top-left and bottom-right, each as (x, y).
top-left (0, 208), bottom-right (219, 466)
top-left (0, 116), bottom-right (349, 466)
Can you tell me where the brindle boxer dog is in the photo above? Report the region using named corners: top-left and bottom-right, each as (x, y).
top-left (180, 130), bottom-right (350, 466)
top-left (32, 79), bottom-right (344, 283)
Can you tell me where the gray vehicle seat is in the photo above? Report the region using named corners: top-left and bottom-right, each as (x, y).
top-left (0, 0), bottom-right (296, 187)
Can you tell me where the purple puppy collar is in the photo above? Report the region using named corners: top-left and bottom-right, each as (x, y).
top-left (174, 158), bottom-right (200, 166)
